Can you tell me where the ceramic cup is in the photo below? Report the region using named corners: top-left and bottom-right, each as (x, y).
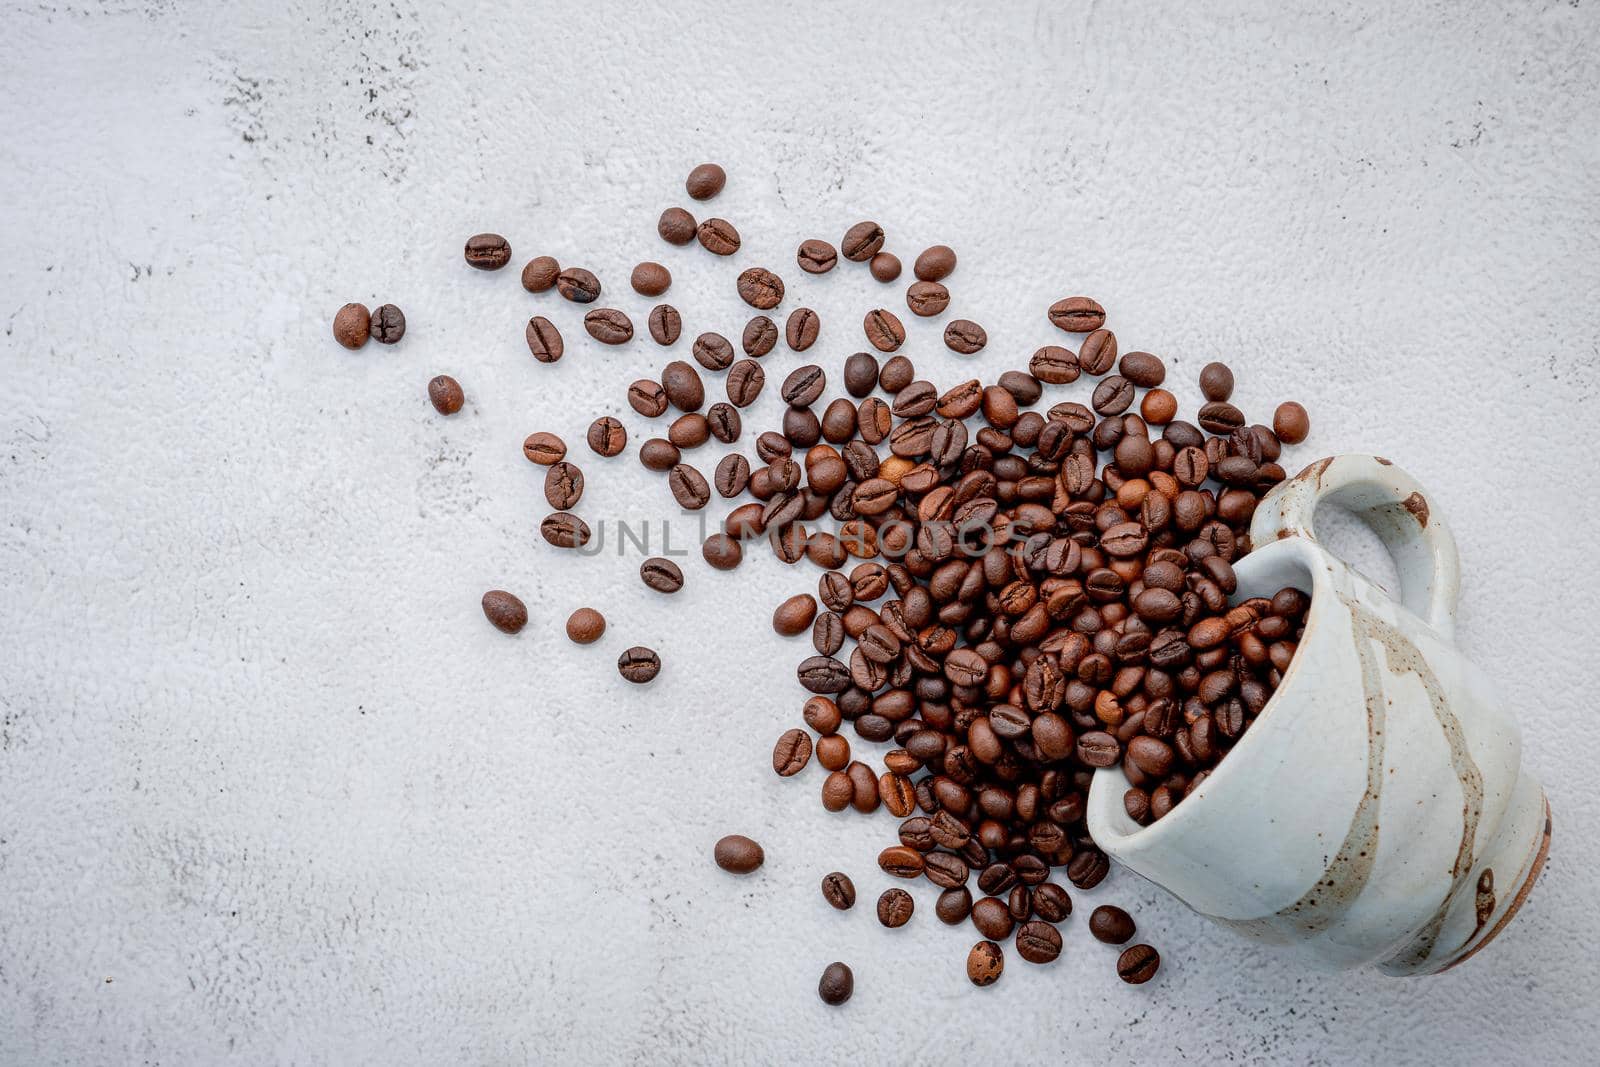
top-left (1086, 454), bottom-right (1550, 975)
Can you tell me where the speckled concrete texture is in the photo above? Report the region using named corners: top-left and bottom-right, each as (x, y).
top-left (2, 1), bottom-right (1597, 1064)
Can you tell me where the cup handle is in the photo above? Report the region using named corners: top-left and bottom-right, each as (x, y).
top-left (1249, 454), bottom-right (1461, 639)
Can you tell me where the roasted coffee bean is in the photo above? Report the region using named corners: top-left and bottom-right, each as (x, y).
top-left (658, 207), bottom-right (697, 245)
top-left (906, 281), bottom-right (950, 317)
top-left (1089, 905), bottom-right (1136, 944)
top-left (998, 370), bottom-right (1042, 406)
top-left (1198, 401), bottom-right (1246, 435)
top-left (617, 646), bottom-right (661, 683)
top-left (944, 319), bottom-right (987, 354)
top-left (692, 332), bottom-right (735, 371)
top-left (1117, 944), bottom-right (1160, 984)
top-left (481, 590), bottom-right (527, 634)
top-left (773, 728), bottom-right (813, 776)
top-left (428, 375), bottom-right (464, 415)
top-left (914, 244), bottom-right (957, 281)
top-left (715, 453), bottom-right (751, 497)
top-left (464, 232), bottom-right (511, 270)
top-left (544, 461), bottom-right (584, 509)
top-left (628, 378), bottom-right (669, 417)
top-left (714, 833), bottom-right (763, 873)
top-left (647, 303), bottom-right (682, 345)
top-left (640, 557), bottom-right (685, 594)
top-left (696, 217), bottom-right (740, 255)
top-left (774, 593), bottom-right (818, 635)
top-left (631, 261), bottom-right (671, 297)
top-left (967, 941), bottom-right (1004, 987)
top-left (661, 361), bottom-right (705, 412)
top-left (640, 438), bottom-right (680, 471)
top-left (818, 962), bottom-right (854, 1005)
top-left (937, 886), bottom-right (974, 925)
top-left (1030, 345), bottom-right (1080, 384)
top-left (1032, 883), bottom-right (1072, 923)
top-left (782, 365), bottom-right (826, 408)
top-left (841, 221), bottom-right (885, 261)
top-left (725, 359), bottom-right (766, 408)
top-left (863, 309), bottom-right (906, 352)
top-left (812, 611), bottom-right (845, 656)
top-left (878, 846), bottom-right (925, 878)
top-left (1067, 849), bottom-right (1110, 890)
top-left (1015, 920), bottom-right (1062, 964)
top-left (821, 872), bottom-right (856, 910)
top-left (1200, 361), bottom-right (1235, 401)
top-left (822, 770), bottom-right (853, 810)
top-left (1274, 401), bottom-right (1310, 444)
top-left (742, 315), bottom-right (778, 357)
top-left (521, 255), bottom-right (560, 292)
top-left (707, 402), bottom-right (740, 444)
top-left (977, 863), bottom-right (1017, 896)
top-left (1078, 329), bottom-right (1117, 375)
top-left (668, 463), bottom-right (711, 509)
top-left (737, 267), bottom-right (785, 309)
top-left (971, 896), bottom-right (1014, 940)
top-left (804, 696), bottom-right (843, 735)
top-left (798, 656), bottom-right (851, 694)
top-left (523, 431), bottom-right (566, 465)
top-left (878, 888), bottom-right (915, 927)
top-left (556, 267), bottom-right (601, 303)
top-left (525, 316), bottom-right (564, 363)
top-left (878, 355), bottom-right (915, 393)
top-left (370, 304), bottom-right (405, 344)
top-left (842, 352), bottom-right (880, 398)
top-left (798, 239), bottom-right (837, 274)
top-left (540, 512), bottom-right (591, 548)
top-left (786, 308), bottom-right (820, 351)
top-left (1091, 375), bottom-right (1135, 415)
top-left (1141, 388), bottom-right (1178, 424)
top-left (1118, 350), bottom-right (1165, 387)
top-left (1047, 296), bottom-right (1105, 332)
top-left (702, 532), bottom-right (743, 570)
top-left (924, 851), bottom-right (971, 889)
top-left (685, 162), bottom-right (726, 200)
top-left (333, 302), bottom-right (370, 349)
top-left (870, 252), bottom-right (902, 282)
top-left (564, 607), bottom-right (605, 644)
top-left (586, 416), bottom-right (627, 457)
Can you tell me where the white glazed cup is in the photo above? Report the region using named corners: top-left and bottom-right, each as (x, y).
top-left (1086, 454), bottom-right (1550, 975)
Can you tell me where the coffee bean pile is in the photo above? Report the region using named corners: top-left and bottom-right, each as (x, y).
top-left (346, 161), bottom-right (1318, 997)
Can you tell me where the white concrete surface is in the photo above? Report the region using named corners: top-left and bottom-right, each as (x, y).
top-left (2, 1), bottom-right (1597, 1064)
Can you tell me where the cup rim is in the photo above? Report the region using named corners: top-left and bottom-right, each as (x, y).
top-left (1087, 534), bottom-right (1329, 851)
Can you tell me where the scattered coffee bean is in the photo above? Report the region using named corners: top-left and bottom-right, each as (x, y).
top-left (557, 267), bottom-right (601, 303)
top-left (587, 416), bottom-right (627, 457)
top-left (818, 962), bottom-right (853, 1006)
top-left (781, 365), bottom-right (826, 408)
top-left (774, 594), bottom-right (818, 635)
top-left (702, 532), bottom-right (742, 570)
top-left (371, 304), bottom-right (405, 344)
top-left (670, 464), bottom-right (712, 510)
top-left (967, 941), bottom-right (1004, 987)
top-left (617, 646), bottom-right (661, 684)
top-left (1089, 905), bottom-right (1136, 944)
top-left (727, 359), bottom-right (766, 407)
top-left (1200, 361), bottom-right (1235, 401)
top-left (647, 304), bottom-right (682, 346)
top-left (685, 163), bottom-right (726, 200)
top-left (692, 332), bottom-right (735, 371)
top-left (584, 308), bottom-right (633, 345)
top-left (937, 887), bottom-right (974, 925)
top-left (1047, 295), bottom-right (1105, 332)
top-left (565, 607), bottom-right (605, 644)
top-left (841, 221), bottom-right (885, 262)
top-left (786, 308), bottom-right (819, 351)
top-left (1015, 920), bottom-right (1062, 964)
top-left (1091, 375), bottom-right (1135, 415)
top-left (640, 557), bottom-right (685, 594)
top-left (544, 461), bottom-right (584, 509)
top-left (525, 316), bottom-right (564, 363)
top-left (628, 379), bottom-right (669, 417)
top-left (878, 888), bottom-right (915, 928)
top-left (741, 316), bottom-right (778, 357)
top-left (715, 453), bottom-right (751, 498)
top-left (333, 303), bottom-right (370, 349)
top-left (713, 833), bottom-right (763, 872)
top-left (523, 431), bottom-right (566, 465)
top-left (1119, 351), bottom-right (1165, 387)
top-left (863, 309), bottom-right (906, 352)
top-left (1141, 388), bottom-right (1177, 424)
top-left (1077, 328), bottom-right (1117, 374)
top-left (773, 728), bottom-right (813, 776)
top-left (481, 590), bottom-right (527, 634)
top-left (1117, 944), bottom-right (1160, 984)
top-left (640, 438), bottom-right (681, 471)
top-left (914, 244), bottom-right (957, 281)
top-left (821, 872), bottom-right (856, 910)
top-left (943, 319), bottom-right (987, 354)
top-left (798, 239), bottom-right (837, 274)
top-left (464, 233), bottom-right (511, 270)
top-left (697, 217), bottom-right (741, 255)
top-left (428, 375), bottom-right (464, 414)
top-left (540, 512), bottom-right (591, 549)
top-left (878, 355), bottom-right (915, 392)
top-left (662, 361), bottom-right (705, 412)
top-left (1032, 884), bottom-right (1072, 923)
top-left (521, 256), bottom-right (560, 292)
top-left (658, 207), bottom-right (697, 245)
top-left (631, 262), bottom-right (671, 297)
top-left (1274, 401), bottom-right (1310, 444)
top-left (843, 353), bottom-right (880, 397)
top-left (1198, 400), bottom-right (1246, 434)
top-left (906, 281), bottom-right (950, 317)
top-left (869, 252), bottom-right (902, 282)
top-left (737, 267), bottom-right (785, 309)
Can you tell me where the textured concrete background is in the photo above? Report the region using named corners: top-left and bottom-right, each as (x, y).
top-left (2, 1), bottom-right (1597, 1064)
